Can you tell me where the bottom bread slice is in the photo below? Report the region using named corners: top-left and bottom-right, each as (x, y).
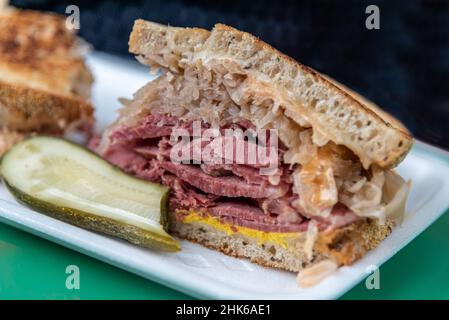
top-left (169, 210), bottom-right (394, 272)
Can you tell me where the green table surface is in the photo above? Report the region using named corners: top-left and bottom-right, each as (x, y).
top-left (1, 210), bottom-right (449, 300)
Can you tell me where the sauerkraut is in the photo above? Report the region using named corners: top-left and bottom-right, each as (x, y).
top-left (107, 58), bottom-right (410, 223)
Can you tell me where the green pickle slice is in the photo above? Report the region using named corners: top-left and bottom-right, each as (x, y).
top-left (0, 136), bottom-right (180, 252)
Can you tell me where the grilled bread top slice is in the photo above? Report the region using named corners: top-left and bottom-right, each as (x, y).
top-left (129, 20), bottom-right (413, 169)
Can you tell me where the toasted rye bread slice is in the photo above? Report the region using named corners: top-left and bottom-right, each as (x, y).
top-left (129, 20), bottom-right (413, 169)
top-left (0, 81), bottom-right (93, 132)
top-left (169, 209), bottom-right (394, 272)
top-left (0, 7), bottom-right (94, 132)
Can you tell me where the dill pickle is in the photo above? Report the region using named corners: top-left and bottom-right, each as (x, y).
top-left (0, 136), bottom-right (180, 252)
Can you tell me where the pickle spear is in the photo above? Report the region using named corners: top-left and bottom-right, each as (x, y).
top-left (0, 136), bottom-right (180, 252)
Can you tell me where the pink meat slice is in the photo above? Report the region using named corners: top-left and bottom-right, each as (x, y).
top-left (110, 114), bottom-right (179, 141)
top-left (200, 163), bottom-right (276, 185)
top-left (209, 201), bottom-right (356, 232)
top-left (208, 202), bottom-right (306, 232)
top-left (112, 114), bottom-right (277, 168)
top-left (102, 142), bottom-right (148, 175)
top-left (314, 203), bottom-right (359, 230)
top-left (97, 113), bottom-right (360, 233)
top-left (159, 161), bottom-right (289, 199)
top-left (161, 174), bottom-right (218, 208)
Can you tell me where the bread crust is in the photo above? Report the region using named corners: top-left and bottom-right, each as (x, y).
top-left (0, 81), bottom-right (93, 132)
top-left (0, 8), bottom-right (93, 99)
top-left (129, 20), bottom-right (413, 169)
top-left (169, 209), bottom-right (394, 272)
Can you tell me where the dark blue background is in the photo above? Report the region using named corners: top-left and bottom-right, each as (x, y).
top-left (12, 0), bottom-right (449, 149)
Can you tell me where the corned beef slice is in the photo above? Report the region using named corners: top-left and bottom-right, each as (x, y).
top-left (160, 161), bottom-right (289, 199)
top-left (101, 114), bottom-right (358, 232)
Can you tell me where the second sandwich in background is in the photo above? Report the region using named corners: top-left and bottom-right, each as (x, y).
top-left (0, 5), bottom-right (94, 155)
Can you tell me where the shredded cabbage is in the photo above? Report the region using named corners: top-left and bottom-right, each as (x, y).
top-left (304, 220), bottom-right (318, 261)
top-left (340, 169), bottom-right (410, 224)
top-left (106, 58), bottom-right (410, 223)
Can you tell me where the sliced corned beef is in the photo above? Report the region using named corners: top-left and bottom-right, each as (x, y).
top-left (159, 161), bottom-right (289, 199)
top-left (161, 174), bottom-right (218, 208)
top-left (110, 114), bottom-right (179, 141)
top-left (98, 113), bottom-right (360, 233)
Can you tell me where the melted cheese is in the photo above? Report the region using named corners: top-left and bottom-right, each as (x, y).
top-left (181, 211), bottom-right (300, 249)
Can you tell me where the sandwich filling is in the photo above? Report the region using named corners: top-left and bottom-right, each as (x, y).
top-left (95, 60), bottom-right (410, 242)
top-left (95, 113), bottom-right (360, 234)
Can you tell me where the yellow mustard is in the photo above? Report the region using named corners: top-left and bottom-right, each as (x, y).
top-left (181, 211), bottom-right (299, 249)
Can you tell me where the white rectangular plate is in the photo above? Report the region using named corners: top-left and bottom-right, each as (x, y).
top-left (1, 53), bottom-right (449, 299)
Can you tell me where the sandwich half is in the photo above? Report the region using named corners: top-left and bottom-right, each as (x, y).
top-left (0, 5), bottom-right (94, 155)
top-left (95, 20), bottom-right (413, 276)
